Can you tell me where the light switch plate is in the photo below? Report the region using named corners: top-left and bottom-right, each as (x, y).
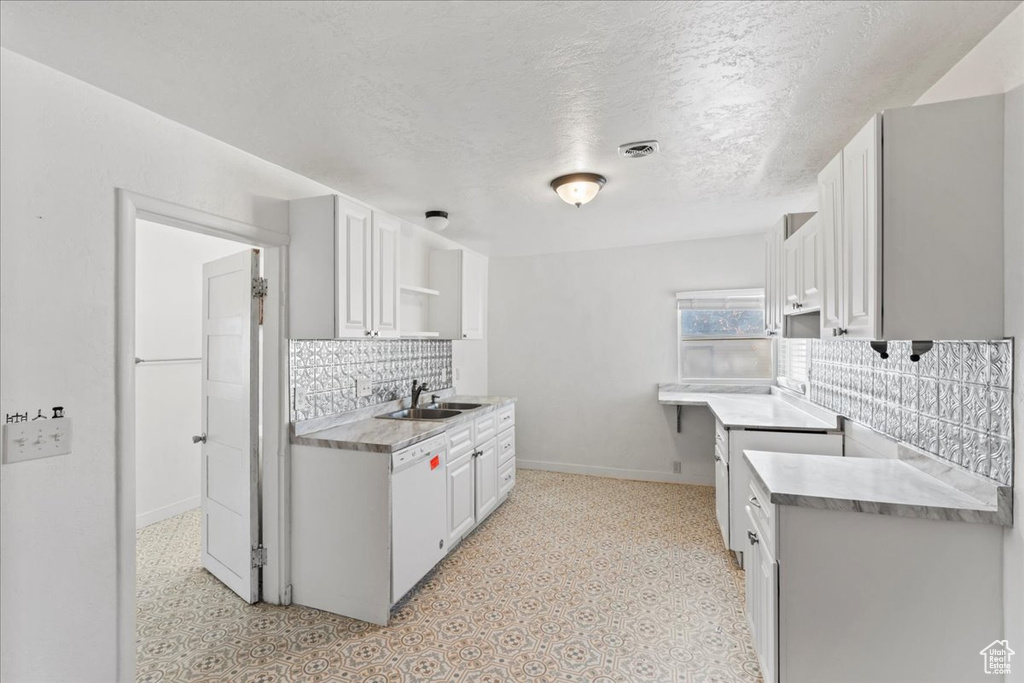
top-left (3, 418), bottom-right (73, 464)
top-left (356, 376), bottom-right (372, 398)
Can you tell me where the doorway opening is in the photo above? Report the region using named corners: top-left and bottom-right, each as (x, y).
top-left (115, 190), bottom-right (290, 681)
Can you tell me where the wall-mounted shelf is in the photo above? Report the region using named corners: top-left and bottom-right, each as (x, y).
top-left (400, 284), bottom-right (440, 296)
top-left (400, 331), bottom-right (441, 338)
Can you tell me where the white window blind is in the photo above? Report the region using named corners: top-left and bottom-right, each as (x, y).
top-left (676, 289), bottom-right (772, 382)
top-left (778, 339), bottom-right (809, 391)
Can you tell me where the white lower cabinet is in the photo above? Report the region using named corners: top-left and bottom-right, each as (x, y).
top-left (745, 505), bottom-right (778, 683)
top-left (745, 475), bottom-right (1003, 683)
top-left (445, 407), bottom-right (516, 548)
top-left (474, 437), bottom-right (499, 520)
top-left (290, 403), bottom-right (516, 626)
top-left (447, 452), bottom-right (476, 542)
top-left (714, 450), bottom-right (729, 548)
top-left (724, 429), bottom-right (842, 559)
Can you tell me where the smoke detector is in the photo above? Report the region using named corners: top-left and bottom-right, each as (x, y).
top-left (618, 140), bottom-right (659, 159)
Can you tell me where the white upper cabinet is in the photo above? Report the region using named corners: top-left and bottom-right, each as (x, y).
top-left (764, 219), bottom-right (785, 337)
top-left (335, 198), bottom-right (372, 337)
top-left (841, 116), bottom-right (882, 340)
top-left (428, 249), bottom-right (487, 340)
top-left (799, 219), bottom-right (821, 310)
top-left (288, 194), bottom-right (401, 339)
top-left (818, 151), bottom-right (844, 334)
top-left (782, 215), bottom-right (822, 316)
top-left (816, 94), bottom-right (1005, 341)
top-left (371, 212), bottom-right (401, 339)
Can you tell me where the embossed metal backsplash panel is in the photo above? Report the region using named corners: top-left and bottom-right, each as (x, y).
top-left (290, 339), bottom-right (453, 421)
top-left (809, 340), bottom-right (1013, 485)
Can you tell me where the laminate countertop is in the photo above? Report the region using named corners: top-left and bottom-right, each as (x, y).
top-left (744, 450), bottom-right (1011, 525)
top-left (658, 388), bottom-right (840, 432)
top-left (290, 396), bottom-right (516, 454)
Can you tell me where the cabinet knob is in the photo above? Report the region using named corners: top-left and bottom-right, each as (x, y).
top-left (462, 334), bottom-right (467, 339)
top-left (748, 495), bottom-right (761, 509)
top-left (365, 330), bottom-right (373, 337)
top-left (714, 453), bottom-right (722, 463)
top-left (192, 433), bottom-right (207, 444)
top-left (747, 530), bottom-right (759, 545)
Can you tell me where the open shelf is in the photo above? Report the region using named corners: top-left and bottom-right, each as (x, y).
top-left (400, 284), bottom-right (440, 296)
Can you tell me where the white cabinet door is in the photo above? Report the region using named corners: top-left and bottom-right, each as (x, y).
top-left (800, 217), bottom-right (822, 311)
top-left (447, 453), bottom-right (476, 543)
top-left (783, 235), bottom-right (801, 311)
top-left (461, 250), bottom-right (485, 340)
top-left (842, 115), bottom-right (882, 339)
top-left (818, 150), bottom-right (844, 337)
top-left (714, 453), bottom-right (729, 549)
top-left (335, 197), bottom-right (373, 338)
top-left (746, 507), bottom-right (778, 683)
top-left (474, 438), bottom-right (499, 521)
top-left (371, 212), bottom-right (401, 338)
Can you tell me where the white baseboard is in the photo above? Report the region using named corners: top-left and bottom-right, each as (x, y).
top-left (136, 496), bottom-right (200, 529)
top-left (516, 459), bottom-right (713, 486)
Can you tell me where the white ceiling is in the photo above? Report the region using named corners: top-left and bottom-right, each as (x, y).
top-left (1, 1), bottom-right (1017, 257)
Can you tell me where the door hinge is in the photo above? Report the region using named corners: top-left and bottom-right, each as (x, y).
top-left (252, 545), bottom-right (268, 568)
top-left (252, 277), bottom-right (268, 299)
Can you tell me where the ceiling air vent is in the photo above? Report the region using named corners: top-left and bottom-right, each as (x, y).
top-left (618, 140), bottom-right (659, 159)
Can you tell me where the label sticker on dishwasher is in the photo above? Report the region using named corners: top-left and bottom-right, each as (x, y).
top-left (430, 455), bottom-right (440, 470)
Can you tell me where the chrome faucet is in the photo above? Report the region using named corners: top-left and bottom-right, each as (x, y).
top-left (411, 379), bottom-right (430, 409)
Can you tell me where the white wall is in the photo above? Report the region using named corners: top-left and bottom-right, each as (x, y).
top-left (0, 48), bottom-right (486, 682)
top-left (134, 220), bottom-right (254, 528)
top-left (916, 6), bottom-right (1023, 678)
top-left (488, 233), bottom-right (764, 484)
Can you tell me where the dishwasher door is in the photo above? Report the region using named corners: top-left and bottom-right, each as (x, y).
top-left (391, 444), bottom-right (448, 603)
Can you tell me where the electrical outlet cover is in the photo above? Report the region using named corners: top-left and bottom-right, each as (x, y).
top-left (294, 386), bottom-right (311, 411)
top-left (356, 376), bottom-right (372, 398)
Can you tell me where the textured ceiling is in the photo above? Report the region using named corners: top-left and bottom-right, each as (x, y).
top-left (1, 1), bottom-right (1018, 256)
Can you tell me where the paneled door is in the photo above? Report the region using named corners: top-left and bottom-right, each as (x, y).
top-left (200, 249), bottom-right (261, 603)
top-left (842, 115), bottom-right (882, 339)
top-left (335, 197), bottom-right (372, 338)
top-left (371, 212), bottom-right (401, 338)
top-left (474, 438), bottom-right (499, 520)
top-left (818, 150), bottom-right (845, 336)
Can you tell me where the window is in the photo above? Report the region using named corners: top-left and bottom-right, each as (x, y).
top-left (777, 338), bottom-right (809, 393)
top-left (676, 289), bottom-right (773, 381)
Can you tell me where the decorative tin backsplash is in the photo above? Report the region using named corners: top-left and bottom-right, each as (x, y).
top-left (808, 340), bottom-right (1013, 485)
top-left (290, 339), bottom-right (452, 421)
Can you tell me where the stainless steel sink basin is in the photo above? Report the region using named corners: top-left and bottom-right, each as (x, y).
top-left (429, 402), bottom-right (483, 411)
top-left (378, 408), bottom-right (462, 421)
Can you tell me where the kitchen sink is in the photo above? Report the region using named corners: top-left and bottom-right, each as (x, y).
top-left (428, 402), bottom-right (483, 411)
top-left (378, 408), bottom-right (462, 421)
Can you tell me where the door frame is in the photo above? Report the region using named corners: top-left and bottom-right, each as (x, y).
top-left (114, 189), bottom-right (291, 682)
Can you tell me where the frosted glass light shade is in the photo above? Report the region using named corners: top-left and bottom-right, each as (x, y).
top-left (424, 210), bottom-right (449, 231)
top-left (550, 173), bottom-right (606, 207)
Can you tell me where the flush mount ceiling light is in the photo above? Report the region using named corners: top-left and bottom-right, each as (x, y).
top-left (550, 173), bottom-right (607, 208)
top-left (424, 210), bottom-right (449, 231)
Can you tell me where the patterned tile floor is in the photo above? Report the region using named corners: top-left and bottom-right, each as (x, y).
top-left (137, 470), bottom-right (761, 682)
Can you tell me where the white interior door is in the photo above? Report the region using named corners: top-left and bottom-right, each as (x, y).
top-left (200, 249), bottom-right (261, 603)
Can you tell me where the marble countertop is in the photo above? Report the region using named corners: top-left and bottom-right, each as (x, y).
top-left (658, 387), bottom-right (840, 432)
top-left (744, 450), bottom-right (1010, 525)
top-left (290, 396), bottom-right (516, 454)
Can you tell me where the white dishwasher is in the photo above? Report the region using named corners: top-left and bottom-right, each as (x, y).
top-left (391, 435), bottom-right (448, 603)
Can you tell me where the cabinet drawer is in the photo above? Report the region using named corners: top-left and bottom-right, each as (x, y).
top-left (748, 477), bottom-right (775, 554)
top-left (495, 404), bottom-right (515, 431)
top-left (499, 460), bottom-right (515, 496)
top-left (715, 421), bottom-right (729, 460)
top-left (475, 412), bottom-right (497, 444)
top-left (497, 428), bottom-right (515, 465)
top-left (447, 421), bottom-right (475, 460)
